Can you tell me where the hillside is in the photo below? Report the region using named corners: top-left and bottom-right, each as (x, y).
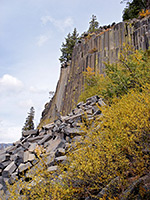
top-left (0, 15), bottom-right (150, 200)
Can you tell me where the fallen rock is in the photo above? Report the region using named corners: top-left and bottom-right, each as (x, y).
top-left (2, 161), bottom-right (17, 178)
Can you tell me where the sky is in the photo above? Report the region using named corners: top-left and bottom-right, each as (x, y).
top-left (0, 0), bottom-right (125, 143)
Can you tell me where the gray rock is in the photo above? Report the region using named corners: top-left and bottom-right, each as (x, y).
top-left (6, 145), bottom-right (17, 153)
top-left (29, 143), bottom-right (37, 152)
top-left (46, 137), bottom-right (65, 153)
top-left (44, 152), bottom-right (55, 166)
top-left (23, 151), bottom-right (35, 162)
top-left (22, 129), bottom-right (38, 137)
top-left (72, 108), bottom-right (83, 115)
top-left (52, 125), bottom-right (60, 133)
top-left (43, 123), bottom-right (55, 130)
top-left (38, 134), bottom-right (53, 145)
top-left (13, 146), bottom-right (25, 154)
top-left (65, 113), bottom-right (83, 122)
top-left (28, 135), bottom-right (44, 143)
top-left (22, 142), bottom-right (30, 149)
top-left (47, 165), bottom-right (58, 172)
top-left (0, 154), bottom-right (10, 163)
top-left (8, 172), bottom-right (18, 185)
top-left (55, 156), bottom-right (67, 163)
top-left (18, 162), bottom-right (32, 173)
top-left (2, 161), bottom-right (17, 178)
top-left (0, 160), bottom-right (11, 170)
top-left (64, 127), bottom-right (80, 136)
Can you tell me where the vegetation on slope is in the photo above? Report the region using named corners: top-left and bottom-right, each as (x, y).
top-left (8, 45), bottom-right (150, 199)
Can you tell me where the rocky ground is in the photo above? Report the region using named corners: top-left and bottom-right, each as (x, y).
top-left (0, 95), bottom-right (149, 199)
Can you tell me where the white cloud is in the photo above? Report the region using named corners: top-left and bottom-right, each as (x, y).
top-left (37, 34), bottom-right (50, 47)
top-left (0, 74), bottom-right (23, 93)
top-left (41, 16), bottom-right (73, 32)
top-left (0, 120), bottom-right (22, 143)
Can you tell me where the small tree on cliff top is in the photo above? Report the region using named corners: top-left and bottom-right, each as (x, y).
top-left (59, 28), bottom-right (79, 64)
top-left (88, 15), bottom-right (99, 33)
top-left (22, 107), bottom-right (35, 131)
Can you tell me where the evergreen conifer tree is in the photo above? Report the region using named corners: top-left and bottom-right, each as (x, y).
top-left (22, 107), bottom-right (35, 131)
top-left (88, 15), bottom-right (99, 33)
top-left (59, 28), bottom-right (79, 64)
top-left (122, 0), bottom-right (148, 20)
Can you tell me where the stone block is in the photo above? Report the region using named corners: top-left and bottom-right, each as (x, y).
top-left (23, 151), bottom-right (35, 162)
top-left (8, 172), bottom-right (18, 185)
top-left (2, 161), bottom-right (17, 178)
top-left (22, 142), bottom-right (30, 149)
top-left (38, 134), bottom-right (53, 145)
top-left (64, 127), bottom-right (80, 136)
top-left (47, 166), bottom-right (58, 172)
top-left (18, 162), bottom-right (32, 173)
top-left (46, 138), bottom-right (65, 153)
top-left (22, 129), bottom-right (38, 137)
top-left (28, 135), bottom-right (44, 143)
top-left (0, 154), bottom-right (10, 163)
top-left (13, 146), bottom-right (25, 154)
top-left (6, 145), bottom-right (17, 153)
top-left (55, 156), bottom-right (67, 163)
top-left (0, 160), bottom-right (11, 170)
top-left (42, 123), bottom-right (55, 130)
top-left (29, 143), bottom-right (37, 152)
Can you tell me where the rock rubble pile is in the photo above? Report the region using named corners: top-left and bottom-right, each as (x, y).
top-left (0, 95), bottom-right (103, 196)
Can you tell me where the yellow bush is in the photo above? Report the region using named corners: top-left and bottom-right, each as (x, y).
top-left (139, 9), bottom-right (150, 18)
top-left (79, 45), bottom-right (150, 103)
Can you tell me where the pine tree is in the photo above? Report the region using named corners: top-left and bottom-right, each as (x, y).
top-left (122, 0), bottom-right (147, 21)
top-left (88, 15), bottom-right (99, 33)
top-left (59, 28), bottom-right (79, 64)
top-left (22, 107), bottom-right (35, 131)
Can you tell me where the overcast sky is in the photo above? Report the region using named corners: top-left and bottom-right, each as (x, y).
top-left (0, 0), bottom-right (125, 143)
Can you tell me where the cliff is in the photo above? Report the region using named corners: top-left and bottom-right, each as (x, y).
top-left (40, 16), bottom-right (150, 125)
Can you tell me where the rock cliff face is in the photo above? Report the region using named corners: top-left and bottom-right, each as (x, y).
top-left (40, 16), bottom-right (150, 125)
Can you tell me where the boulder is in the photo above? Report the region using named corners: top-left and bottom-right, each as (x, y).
top-left (0, 160), bottom-right (12, 170)
top-left (38, 134), bottom-right (53, 145)
top-left (23, 151), bottom-right (35, 162)
top-left (46, 138), bottom-right (65, 153)
top-left (22, 129), bottom-right (38, 137)
top-left (55, 155), bottom-right (67, 163)
top-left (29, 143), bottom-right (37, 152)
top-left (0, 154), bottom-right (10, 163)
top-left (28, 135), bottom-right (44, 143)
top-left (2, 161), bottom-right (17, 178)
top-left (47, 166), bottom-right (58, 172)
top-left (18, 162), bottom-right (32, 173)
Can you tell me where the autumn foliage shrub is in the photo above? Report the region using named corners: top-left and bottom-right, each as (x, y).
top-left (8, 46), bottom-right (150, 199)
top-left (79, 44), bottom-right (150, 103)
